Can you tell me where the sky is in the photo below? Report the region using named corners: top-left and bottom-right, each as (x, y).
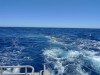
top-left (0, 0), bottom-right (100, 28)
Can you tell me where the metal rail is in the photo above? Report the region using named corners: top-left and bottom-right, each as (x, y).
top-left (0, 66), bottom-right (34, 75)
top-left (0, 64), bottom-right (50, 75)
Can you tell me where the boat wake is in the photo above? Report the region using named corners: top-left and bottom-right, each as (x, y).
top-left (0, 28), bottom-right (100, 75)
top-left (43, 36), bottom-right (100, 75)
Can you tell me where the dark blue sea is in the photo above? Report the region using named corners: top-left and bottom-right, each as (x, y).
top-left (0, 27), bottom-right (100, 75)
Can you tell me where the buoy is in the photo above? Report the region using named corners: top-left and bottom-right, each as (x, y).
top-left (51, 36), bottom-right (56, 40)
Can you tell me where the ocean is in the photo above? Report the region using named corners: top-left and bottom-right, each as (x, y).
top-left (0, 27), bottom-right (100, 75)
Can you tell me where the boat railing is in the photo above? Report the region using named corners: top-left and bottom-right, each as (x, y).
top-left (0, 65), bottom-right (34, 75)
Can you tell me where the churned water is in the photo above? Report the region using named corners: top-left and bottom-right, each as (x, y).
top-left (0, 27), bottom-right (100, 75)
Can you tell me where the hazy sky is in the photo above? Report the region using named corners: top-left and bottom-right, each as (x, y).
top-left (0, 0), bottom-right (100, 28)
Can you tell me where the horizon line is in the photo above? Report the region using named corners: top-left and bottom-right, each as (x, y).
top-left (0, 26), bottom-right (100, 29)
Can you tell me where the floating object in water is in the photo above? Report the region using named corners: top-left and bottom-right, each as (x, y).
top-left (50, 36), bottom-right (56, 40)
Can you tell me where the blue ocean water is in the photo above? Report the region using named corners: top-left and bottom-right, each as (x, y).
top-left (0, 27), bottom-right (100, 75)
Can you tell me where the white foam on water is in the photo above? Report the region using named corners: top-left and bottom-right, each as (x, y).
top-left (43, 47), bottom-right (89, 75)
top-left (49, 39), bottom-right (65, 45)
top-left (43, 48), bottom-right (67, 75)
top-left (54, 60), bottom-right (64, 74)
top-left (45, 36), bottom-right (51, 39)
top-left (80, 50), bottom-right (100, 74)
top-left (45, 35), bottom-right (66, 46)
top-left (43, 37), bottom-right (100, 75)
top-left (86, 56), bottom-right (100, 73)
top-left (3, 68), bottom-right (12, 74)
top-left (76, 64), bottom-right (89, 75)
top-left (82, 50), bottom-right (98, 56)
top-left (66, 50), bottom-right (80, 61)
top-left (12, 68), bottom-right (20, 73)
top-left (43, 48), bottom-right (67, 60)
